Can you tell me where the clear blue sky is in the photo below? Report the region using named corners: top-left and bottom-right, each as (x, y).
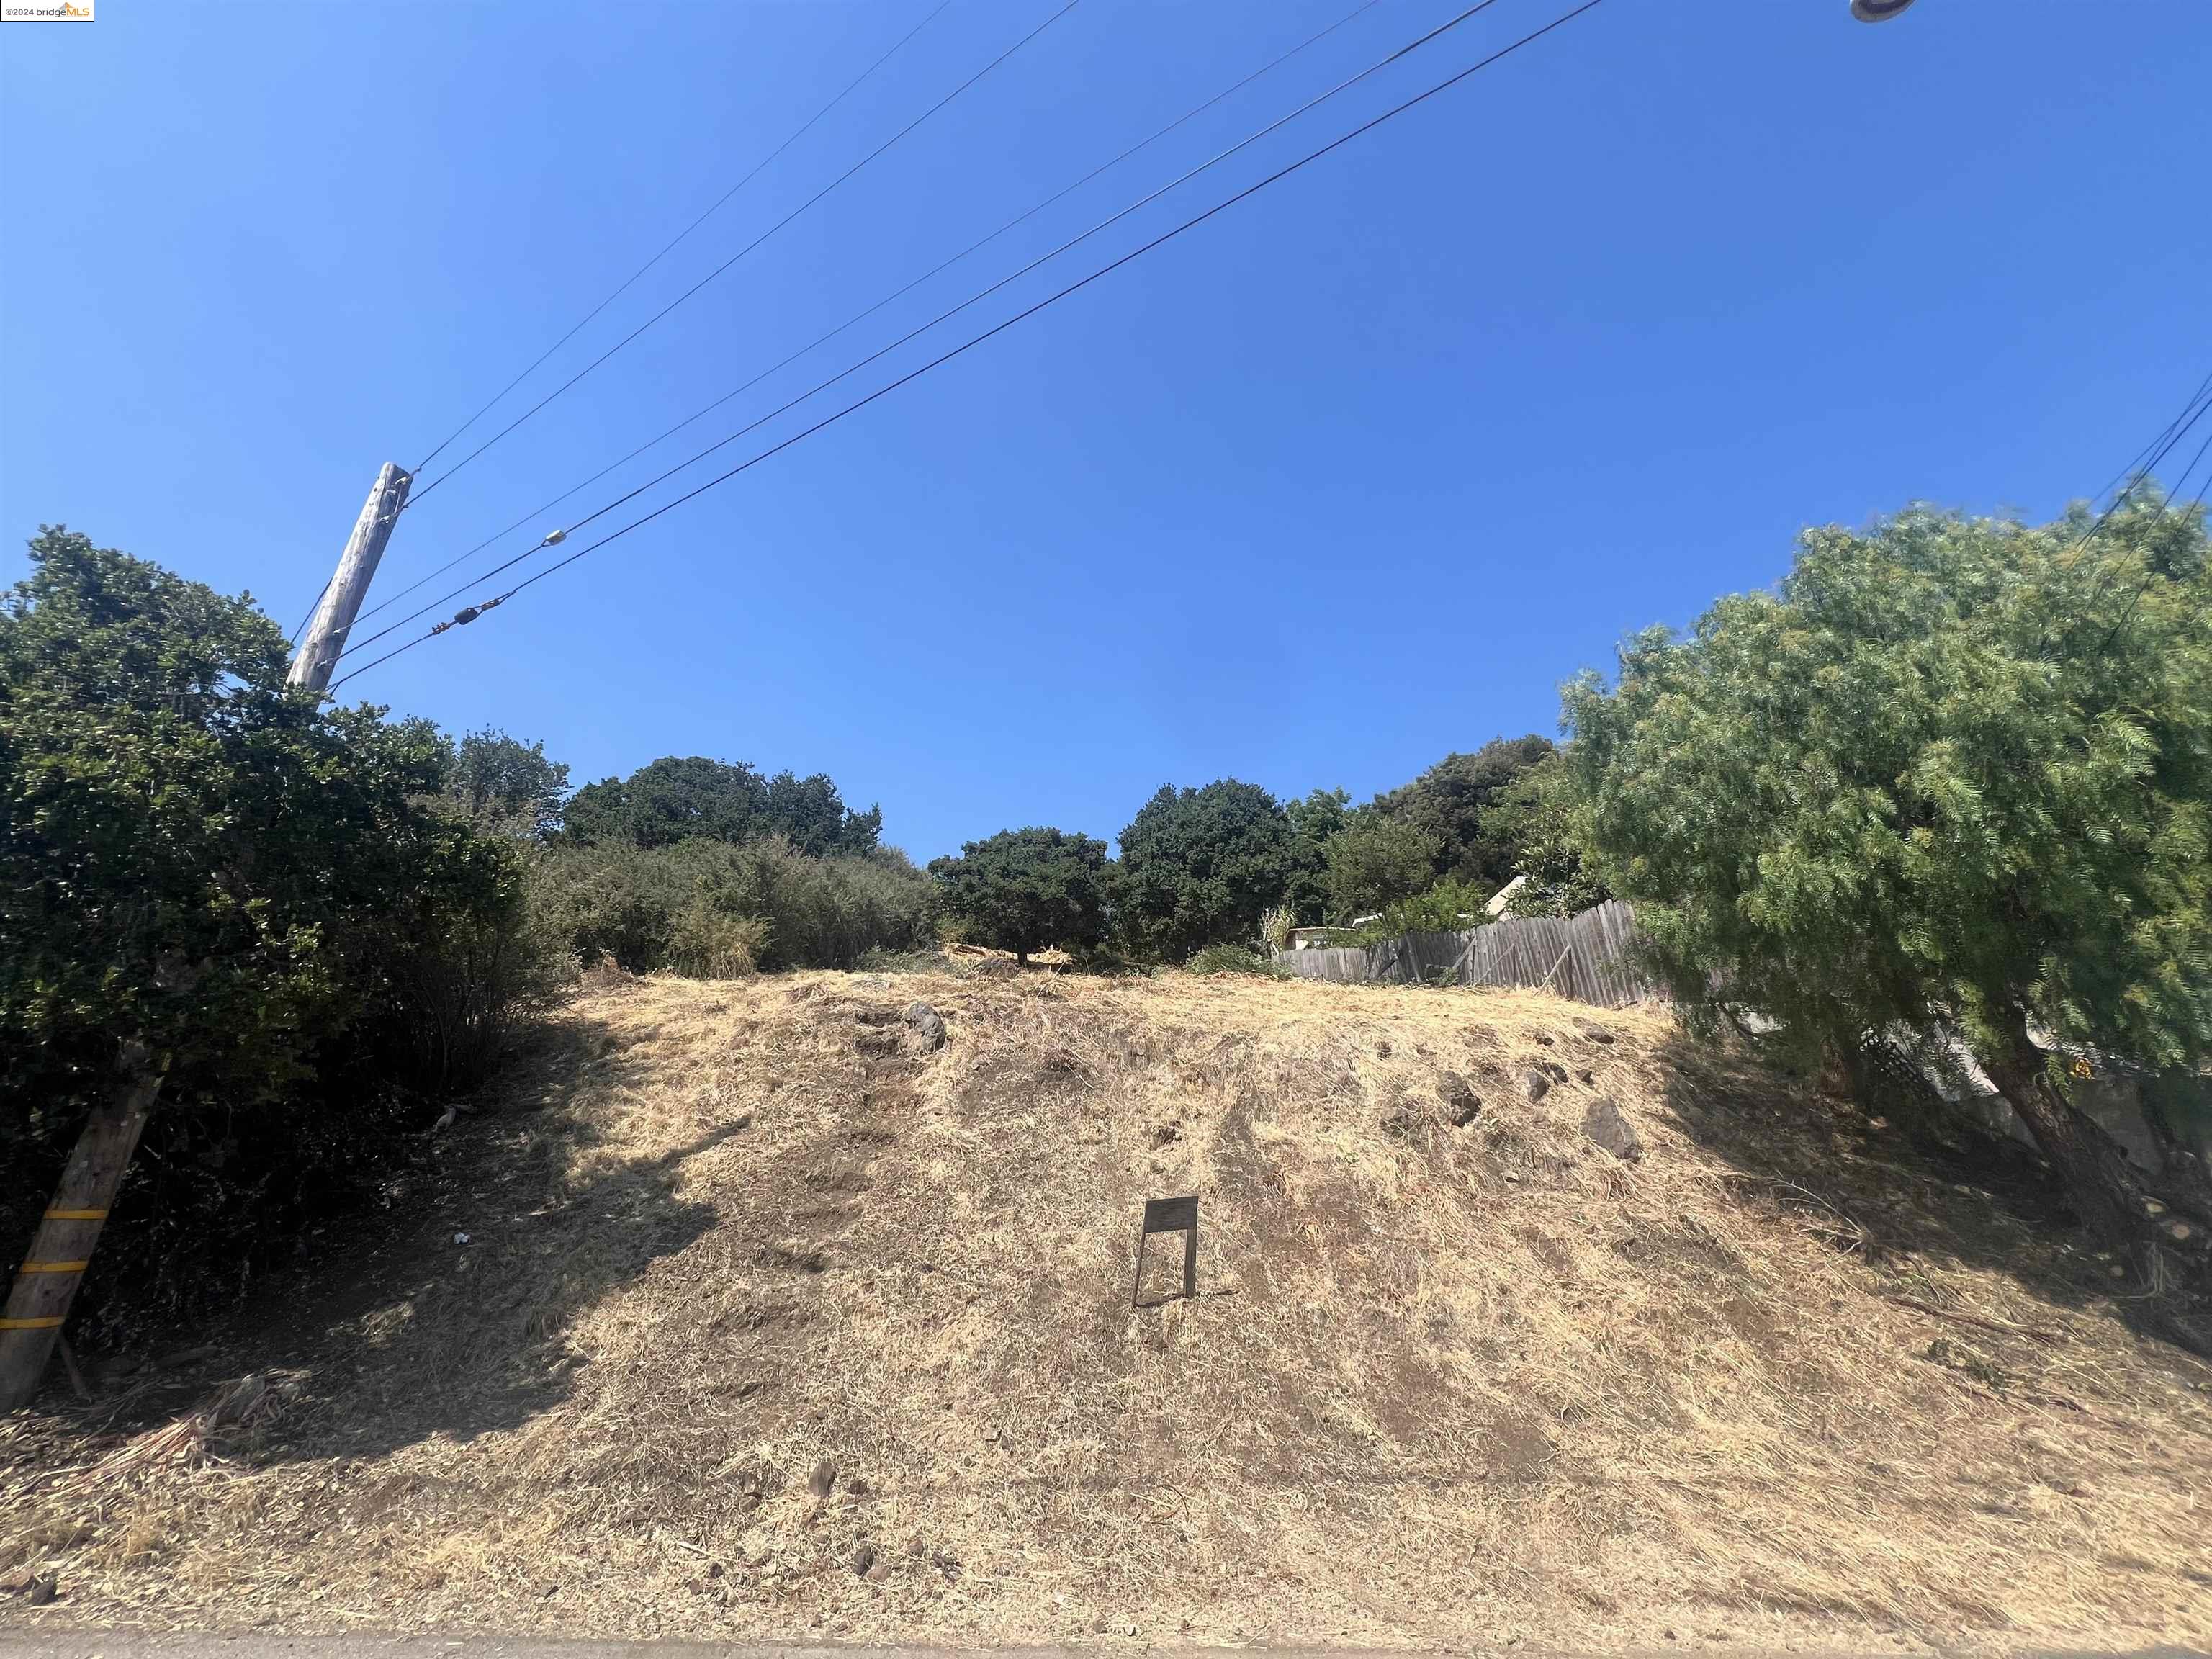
top-left (5, 0), bottom-right (2207, 860)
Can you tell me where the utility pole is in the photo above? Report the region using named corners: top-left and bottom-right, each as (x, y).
top-left (0, 1054), bottom-right (163, 1412)
top-left (287, 462), bottom-right (412, 693)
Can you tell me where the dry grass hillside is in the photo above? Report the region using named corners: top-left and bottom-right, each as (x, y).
top-left (4, 966), bottom-right (2210, 1649)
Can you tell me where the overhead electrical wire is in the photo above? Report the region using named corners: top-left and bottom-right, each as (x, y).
top-left (336, 0), bottom-right (1519, 663)
top-left (402, 0), bottom-right (1082, 509)
top-left (331, 0), bottom-right (1611, 689)
top-left (411, 0), bottom-right (956, 477)
top-left (341, 0), bottom-right (1386, 638)
top-left (2056, 366), bottom-right (2212, 570)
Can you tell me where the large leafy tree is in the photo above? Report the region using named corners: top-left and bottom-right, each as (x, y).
top-left (446, 727), bottom-right (569, 838)
top-left (1115, 780), bottom-right (1303, 961)
top-left (1323, 807), bottom-right (1439, 920)
top-left (1, 529), bottom-right (515, 1400)
top-left (1373, 735), bottom-right (1554, 891)
top-left (1564, 499), bottom-right (2212, 1312)
top-left (1282, 786), bottom-right (1349, 922)
top-left (930, 827), bottom-right (1110, 962)
top-left (564, 755), bottom-right (879, 854)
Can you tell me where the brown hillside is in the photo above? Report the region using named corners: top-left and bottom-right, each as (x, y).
top-left (4, 968), bottom-right (2209, 1648)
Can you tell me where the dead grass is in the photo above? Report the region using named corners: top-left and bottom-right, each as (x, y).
top-left (4, 968), bottom-right (2208, 1647)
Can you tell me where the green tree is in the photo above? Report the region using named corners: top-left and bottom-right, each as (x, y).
top-left (1491, 752), bottom-right (1613, 917)
top-left (1, 529), bottom-right (541, 1401)
top-left (1282, 786), bottom-right (1349, 922)
top-left (1373, 735), bottom-right (1554, 891)
top-left (562, 755), bottom-right (880, 854)
top-left (446, 727), bottom-right (569, 838)
top-left (930, 827), bottom-right (1110, 963)
top-left (1323, 807), bottom-right (1440, 920)
top-left (564, 756), bottom-right (767, 847)
top-left (1115, 780), bottom-right (1302, 961)
top-left (1563, 498), bottom-right (2212, 1312)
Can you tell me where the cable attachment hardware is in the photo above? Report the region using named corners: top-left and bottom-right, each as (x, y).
top-left (541, 529), bottom-right (567, 546)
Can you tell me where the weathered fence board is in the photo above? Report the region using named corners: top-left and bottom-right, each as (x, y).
top-left (1272, 899), bottom-right (1660, 1007)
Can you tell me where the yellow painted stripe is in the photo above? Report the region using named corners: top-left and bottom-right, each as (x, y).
top-left (43, 1208), bottom-right (108, 1220)
top-left (19, 1262), bottom-right (88, 1274)
top-left (0, 1317), bottom-right (66, 1331)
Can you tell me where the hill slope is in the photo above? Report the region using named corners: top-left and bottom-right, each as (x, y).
top-left (4, 969), bottom-right (2209, 1648)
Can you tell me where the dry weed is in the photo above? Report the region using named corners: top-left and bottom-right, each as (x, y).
top-left (3, 970), bottom-right (2207, 1648)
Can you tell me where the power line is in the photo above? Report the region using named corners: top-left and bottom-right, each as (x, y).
top-left (332, 0), bottom-right (1611, 690)
top-left (402, 0), bottom-right (1082, 510)
top-left (2057, 367), bottom-right (2212, 570)
top-left (343, 0), bottom-right (1385, 637)
top-left (411, 0), bottom-right (955, 476)
top-left (336, 0), bottom-right (1518, 663)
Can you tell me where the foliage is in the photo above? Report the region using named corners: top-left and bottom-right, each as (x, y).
top-left (1323, 807), bottom-right (1442, 922)
top-left (1282, 786), bottom-right (1349, 921)
top-left (443, 727), bottom-right (569, 839)
top-left (0, 528), bottom-right (561, 1335)
top-left (1372, 734), bottom-right (1554, 891)
top-left (1184, 942), bottom-right (1287, 978)
top-left (1348, 878), bottom-right (1493, 945)
top-left (1563, 498), bottom-right (2212, 1286)
top-left (563, 755), bottom-right (881, 855)
top-left (1259, 904), bottom-right (1296, 953)
top-left (534, 836), bottom-right (932, 975)
top-left (927, 827), bottom-right (1110, 963)
top-left (1115, 779), bottom-right (1304, 962)
top-left (1491, 752), bottom-right (1614, 917)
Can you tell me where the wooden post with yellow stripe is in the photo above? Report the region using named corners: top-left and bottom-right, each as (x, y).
top-left (0, 1068), bottom-right (163, 1413)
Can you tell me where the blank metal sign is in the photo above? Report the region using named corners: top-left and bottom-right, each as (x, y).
top-left (1133, 1195), bottom-right (1199, 1305)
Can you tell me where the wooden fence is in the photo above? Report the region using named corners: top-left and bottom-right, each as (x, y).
top-left (1272, 899), bottom-right (1660, 1007)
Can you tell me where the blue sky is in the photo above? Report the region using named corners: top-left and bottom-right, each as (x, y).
top-left (5, 0), bottom-right (2207, 860)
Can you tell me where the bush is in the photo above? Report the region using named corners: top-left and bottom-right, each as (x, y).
top-left (531, 835), bottom-right (934, 976)
top-left (929, 826), bottom-right (1110, 963)
top-left (0, 529), bottom-right (569, 1344)
top-left (1349, 878), bottom-right (1492, 945)
top-left (1184, 943), bottom-right (1287, 977)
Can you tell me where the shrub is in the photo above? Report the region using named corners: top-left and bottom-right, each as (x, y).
top-left (1323, 809), bottom-right (1440, 921)
top-left (1115, 780), bottom-right (1305, 962)
top-left (1349, 878), bottom-right (1492, 945)
top-left (928, 827), bottom-right (1111, 963)
top-left (531, 836), bottom-right (934, 976)
top-left (1184, 943), bottom-right (1287, 978)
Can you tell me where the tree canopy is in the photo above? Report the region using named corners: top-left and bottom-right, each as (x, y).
top-left (1323, 807), bottom-right (1439, 921)
top-left (929, 827), bottom-right (1110, 962)
top-left (564, 755), bottom-right (881, 855)
top-left (1372, 735), bottom-right (1554, 892)
top-left (445, 727), bottom-right (569, 839)
top-left (1563, 498), bottom-right (2212, 1297)
top-left (1115, 780), bottom-right (1304, 961)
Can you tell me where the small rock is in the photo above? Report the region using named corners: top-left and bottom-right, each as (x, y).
top-left (1532, 1033), bottom-right (1555, 1046)
top-left (1148, 1123), bottom-right (1180, 1147)
top-left (1522, 1070), bottom-right (1552, 1102)
top-left (1576, 1069), bottom-right (1596, 1087)
top-left (1539, 1059), bottom-right (1570, 1083)
top-left (851, 1545), bottom-right (876, 1578)
top-left (453, 1231), bottom-right (471, 1246)
top-left (866, 1557), bottom-right (891, 1583)
top-left (2167, 1222), bottom-right (2194, 1242)
top-left (26, 1574), bottom-right (57, 1606)
top-left (809, 1458), bottom-right (837, 1498)
top-left (845, 1475), bottom-right (871, 1497)
top-left (1438, 1072), bottom-right (1483, 1127)
top-left (902, 1002), bottom-right (947, 1052)
top-left (1573, 1018), bottom-right (1615, 1044)
top-left (1376, 1040), bottom-right (1393, 1058)
top-left (1583, 1097), bottom-right (1643, 1162)
top-left (706, 1561), bottom-right (724, 1580)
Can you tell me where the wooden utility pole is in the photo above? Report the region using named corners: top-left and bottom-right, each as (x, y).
top-left (0, 1060), bottom-right (163, 1413)
top-left (287, 462), bottom-right (413, 693)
